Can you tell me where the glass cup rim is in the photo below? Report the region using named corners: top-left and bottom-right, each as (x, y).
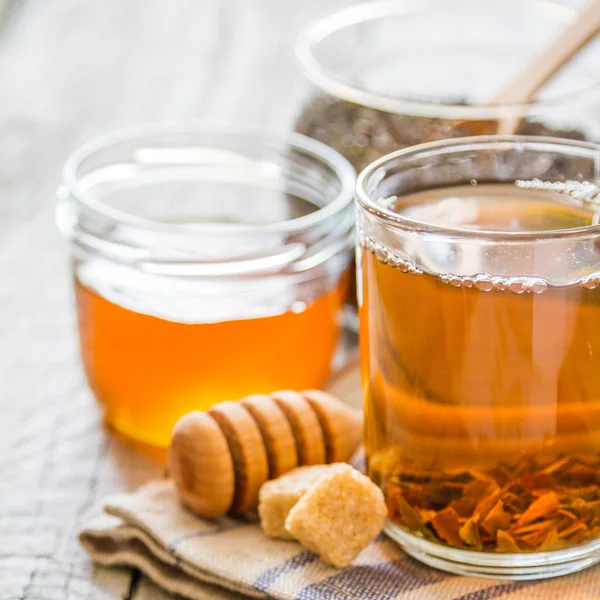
top-left (356, 134), bottom-right (600, 241)
top-left (61, 122), bottom-right (356, 237)
top-left (295, 0), bottom-right (600, 120)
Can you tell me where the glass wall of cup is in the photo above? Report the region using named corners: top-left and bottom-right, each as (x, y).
top-left (356, 136), bottom-right (600, 579)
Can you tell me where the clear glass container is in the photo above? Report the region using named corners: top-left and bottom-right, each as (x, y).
top-left (57, 125), bottom-right (355, 449)
top-left (295, 0), bottom-right (600, 172)
top-left (356, 136), bottom-right (600, 579)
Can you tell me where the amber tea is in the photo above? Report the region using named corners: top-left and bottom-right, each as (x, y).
top-left (360, 182), bottom-right (600, 555)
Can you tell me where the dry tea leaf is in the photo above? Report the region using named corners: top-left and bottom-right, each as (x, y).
top-left (518, 523), bottom-right (555, 547)
top-left (395, 493), bottom-right (424, 532)
top-left (382, 450), bottom-right (600, 553)
top-left (557, 509), bottom-right (578, 521)
top-left (453, 479), bottom-right (499, 518)
top-left (516, 491), bottom-right (560, 527)
top-left (420, 509), bottom-right (438, 524)
top-left (521, 472), bottom-right (554, 491)
top-left (558, 521), bottom-right (588, 540)
top-left (577, 485), bottom-right (598, 501)
top-left (497, 530), bottom-right (521, 553)
top-left (431, 507), bottom-right (462, 547)
top-left (542, 456), bottom-right (572, 475)
top-left (512, 521), bottom-right (554, 536)
top-left (480, 500), bottom-right (511, 535)
top-left (539, 530), bottom-right (561, 551)
top-left (568, 462), bottom-right (597, 485)
top-left (474, 490), bottom-right (501, 523)
top-left (459, 517), bottom-right (482, 550)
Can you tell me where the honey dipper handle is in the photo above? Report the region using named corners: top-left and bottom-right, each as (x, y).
top-left (493, 0), bottom-right (600, 134)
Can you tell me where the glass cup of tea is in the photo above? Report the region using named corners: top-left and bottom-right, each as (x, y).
top-left (356, 136), bottom-right (600, 579)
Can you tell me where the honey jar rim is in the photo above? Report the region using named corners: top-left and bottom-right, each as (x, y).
top-left (61, 122), bottom-right (356, 237)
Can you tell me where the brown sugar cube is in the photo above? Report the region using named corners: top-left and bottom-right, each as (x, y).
top-left (168, 411), bottom-right (235, 518)
top-left (271, 391), bottom-right (326, 465)
top-left (285, 463), bottom-right (387, 568)
top-left (258, 465), bottom-right (334, 539)
top-left (241, 395), bottom-right (298, 479)
top-left (208, 402), bottom-right (269, 514)
top-left (301, 390), bottom-right (363, 463)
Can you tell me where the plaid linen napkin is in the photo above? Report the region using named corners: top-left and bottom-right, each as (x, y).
top-left (79, 479), bottom-right (600, 600)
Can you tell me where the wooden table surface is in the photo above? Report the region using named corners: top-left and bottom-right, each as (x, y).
top-left (0, 1), bottom-right (356, 597)
top-left (0, 0), bottom-right (590, 599)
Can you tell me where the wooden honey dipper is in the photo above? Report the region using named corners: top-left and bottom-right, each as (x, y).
top-left (168, 390), bottom-right (363, 518)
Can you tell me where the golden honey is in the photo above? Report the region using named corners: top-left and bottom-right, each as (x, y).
top-left (75, 274), bottom-right (348, 448)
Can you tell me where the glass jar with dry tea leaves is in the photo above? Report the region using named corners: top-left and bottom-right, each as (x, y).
top-left (295, 0), bottom-right (600, 173)
top-left (357, 136), bottom-right (600, 579)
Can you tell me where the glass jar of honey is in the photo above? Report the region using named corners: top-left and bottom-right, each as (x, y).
top-left (356, 136), bottom-right (600, 578)
top-left (57, 125), bottom-right (355, 449)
